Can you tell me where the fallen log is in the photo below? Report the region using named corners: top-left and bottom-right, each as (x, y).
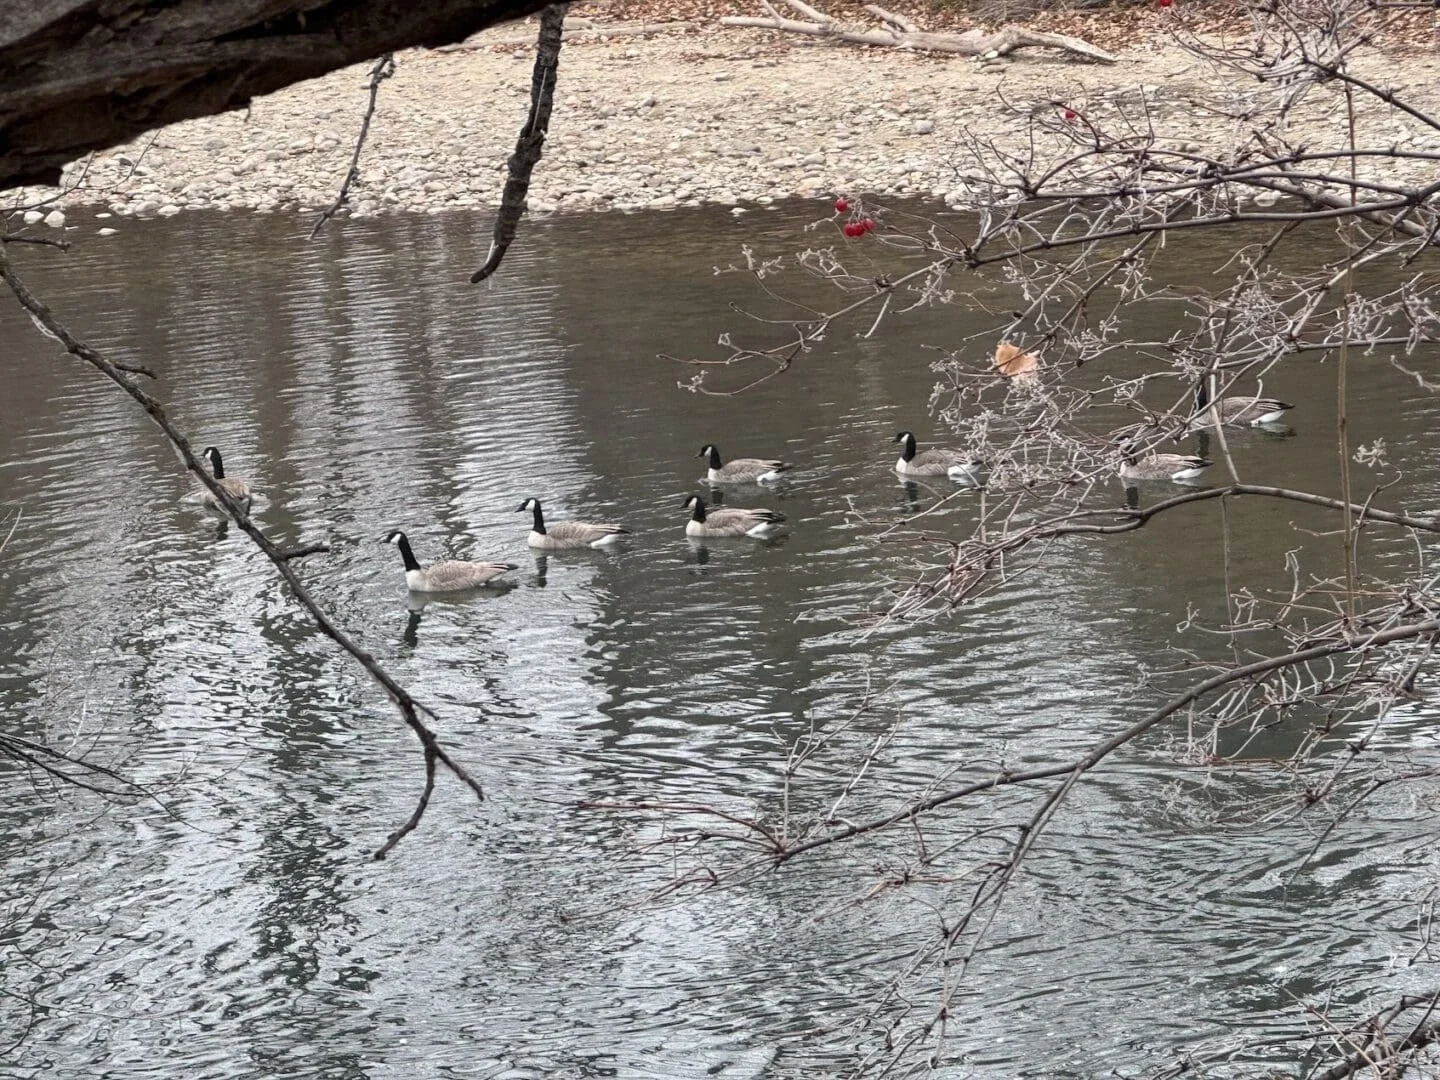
top-left (0, 0), bottom-right (551, 191)
top-left (720, 0), bottom-right (1116, 62)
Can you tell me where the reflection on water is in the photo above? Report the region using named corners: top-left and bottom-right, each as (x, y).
top-left (1, 205), bottom-right (1439, 1079)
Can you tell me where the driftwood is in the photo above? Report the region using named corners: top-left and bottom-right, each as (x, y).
top-left (720, 0), bottom-right (1117, 63)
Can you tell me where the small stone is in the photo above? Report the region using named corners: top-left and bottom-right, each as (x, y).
top-left (158, 204), bottom-right (181, 216)
top-left (638, 93), bottom-right (657, 108)
top-left (22, 210), bottom-right (43, 225)
top-left (713, 72), bottom-right (733, 82)
top-left (98, 227), bottom-right (118, 236)
top-left (43, 209), bottom-right (66, 228)
top-left (912, 120), bottom-right (935, 135)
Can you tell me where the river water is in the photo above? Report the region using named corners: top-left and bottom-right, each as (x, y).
top-left (1, 205), bottom-right (1438, 1079)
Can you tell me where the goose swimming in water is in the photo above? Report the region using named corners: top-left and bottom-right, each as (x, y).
top-left (680, 495), bottom-right (786, 538)
top-left (517, 498), bottom-right (629, 550)
top-left (697, 444), bottom-right (791, 484)
top-left (383, 531), bottom-right (517, 592)
top-left (892, 431), bottom-right (986, 485)
top-left (200, 446), bottom-right (252, 514)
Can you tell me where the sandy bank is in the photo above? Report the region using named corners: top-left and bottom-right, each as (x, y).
top-left (8, 19), bottom-right (1440, 226)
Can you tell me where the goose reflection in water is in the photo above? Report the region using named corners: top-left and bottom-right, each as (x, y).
top-left (401, 583), bottom-right (516, 646)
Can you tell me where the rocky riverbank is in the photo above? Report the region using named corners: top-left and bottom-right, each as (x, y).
top-left (7, 15), bottom-right (1440, 226)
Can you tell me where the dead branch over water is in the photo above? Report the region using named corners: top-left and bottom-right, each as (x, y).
top-left (0, 241), bottom-right (481, 860)
top-left (651, 0), bottom-right (1440, 1073)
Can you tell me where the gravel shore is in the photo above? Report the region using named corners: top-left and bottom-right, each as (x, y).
top-left (8, 18), bottom-right (1440, 225)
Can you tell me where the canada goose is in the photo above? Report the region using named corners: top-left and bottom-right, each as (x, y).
top-left (517, 498), bottom-right (629, 550)
top-left (200, 446), bottom-right (252, 513)
top-left (1194, 381), bottom-right (1294, 427)
top-left (893, 431), bottom-right (986, 484)
top-left (680, 495), bottom-right (786, 538)
top-left (697, 444), bottom-right (791, 484)
top-left (382, 531), bottom-right (517, 592)
top-left (1119, 452), bottom-right (1214, 483)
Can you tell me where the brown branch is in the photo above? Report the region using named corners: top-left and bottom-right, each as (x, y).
top-left (470, 4), bottom-right (568, 284)
top-left (374, 742), bottom-right (439, 859)
top-left (775, 615), bottom-right (1440, 864)
top-left (0, 244), bottom-right (482, 859)
top-left (1, 733), bottom-right (155, 801)
top-left (277, 542), bottom-right (331, 560)
top-left (0, 234), bottom-right (70, 250)
top-left (1310, 992), bottom-right (1440, 1080)
top-left (309, 53), bottom-right (395, 241)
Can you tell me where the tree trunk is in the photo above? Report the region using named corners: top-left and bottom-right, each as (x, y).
top-left (0, 0), bottom-right (552, 191)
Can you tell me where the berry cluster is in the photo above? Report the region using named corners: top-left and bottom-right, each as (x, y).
top-left (835, 197), bottom-right (876, 239)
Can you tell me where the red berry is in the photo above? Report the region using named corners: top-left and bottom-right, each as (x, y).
top-left (1063, 108), bottom-right (1077, 122)
top-left (860, 217), bottom-right (876, 233)
top-left (1158, 0), bottom-right (1173, 8)
top-left (843, 222), bottom-right (863, 238)
top-left (834, 197), bottom-right (850, 213)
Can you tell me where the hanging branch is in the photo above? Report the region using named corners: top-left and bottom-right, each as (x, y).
top-left (0, 244), bottom-right (481, 860)
top-left (308, 53), bottom-right (396, 241)
top-left (470, 4), bottom-right (568, 284)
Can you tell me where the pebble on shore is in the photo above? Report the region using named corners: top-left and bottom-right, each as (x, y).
top-left (5, 26), bottom-right (1438, 222)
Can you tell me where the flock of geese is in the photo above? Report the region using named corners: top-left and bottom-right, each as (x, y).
top-left (196, 384), bottom-right (1293, 594)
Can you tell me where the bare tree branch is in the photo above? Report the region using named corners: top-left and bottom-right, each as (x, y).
top-left (309, 53), bottom-right (395, 240)
top-left (470, 4), bottom-right (568, 284)
top-left (0, 244), bottom-right (482, 858)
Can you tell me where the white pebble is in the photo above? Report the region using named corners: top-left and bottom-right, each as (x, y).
top-left (43, 209), bottom-right (66, 228)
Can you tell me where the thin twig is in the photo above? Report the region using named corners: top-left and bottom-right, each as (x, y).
top-left (309, 54), bottom-right (395, 241)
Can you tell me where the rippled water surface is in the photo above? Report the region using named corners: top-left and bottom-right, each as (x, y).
top-left (2, 205), bottom-right (1439, 1079)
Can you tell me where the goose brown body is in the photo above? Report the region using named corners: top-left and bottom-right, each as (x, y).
top-left (893, 431), bottom-right (984, 482)
top-left (518, 498), bottom-right (629, 550)
top-left (1195, 383), bottom-right (1294, 427)
top-left (200, 446), bottom-right (252, 514)
top-left (1119, 453), bottom-right (1213, 482)
top-left (697, 444), bottom-right (791, 484)
top-left (681, 495), bottom-right (786, 538)
top-left (384, 531), bottom-right (517, 592)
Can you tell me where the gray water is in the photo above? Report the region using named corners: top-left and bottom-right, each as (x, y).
top-left (2, 205), bottom-right (1438, 1080)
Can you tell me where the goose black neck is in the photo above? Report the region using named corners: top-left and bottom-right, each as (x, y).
top-left (689, 499), bottom-right (707, 522)
top-left (208, 450), bottom-right (225, 479)
top-left (705, 445), bottom-right (722, 468)
top-left (1195, 380), bottom-right (1212, 410)
top-left (395, 535), bottom-right (420, 571)
top-left (899, 434), bottom-right (916, 462)
top-left (530, 502), bottom-right (546, 534)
